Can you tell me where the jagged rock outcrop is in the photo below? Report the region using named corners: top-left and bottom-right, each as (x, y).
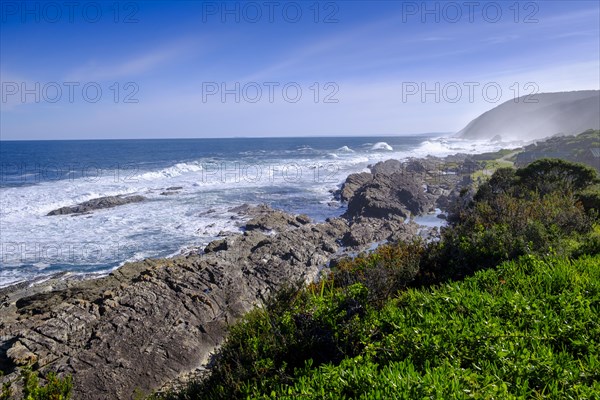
top-left (244, 209), bottom-right (311, 232)
top-left (342, 160), bottom-right (436, 219)
top-left (341, 216), bottom-right (419, 247)
top-left (346, 173), bottom-right (434, 219)
top-left (338, 172), bottom-right (373, 202)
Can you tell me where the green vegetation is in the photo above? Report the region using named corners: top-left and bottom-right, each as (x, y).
top-left (247, 255), bottom-right (599, 399)
top-left (159, 254), bottom-right (600, 400)
top-left (469, 148), bottom-right (520, 183)
top-left (515, 130), bottom-right (600, 172)
top-left (156, 158), bottom-right (600, 399)
top-left (471, 148), bottom-right (517, 161)
top-left (470, 130), bottom-right (600, 184)
top-left (471, 159), bottom-right (514, 182)
top-left (431, 159), bottom-right (599, 281)
top-left (1, 368), bottom-right (72, 400)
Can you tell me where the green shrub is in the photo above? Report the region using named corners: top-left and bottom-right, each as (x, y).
top-left (474, 166), bottom-right (517, 201)
top-left (572, 224), bottom-right (600, 257)
top-left (516, 158), bottom-right (599, 195)
top-left (577, 185), bottom-right (600, 213)
top-left (332, 241), bottom-right (423, 305)
top-left (426, 159), bottom-right (599, 282)
top-left (1, 368), bottom-right (73, 400)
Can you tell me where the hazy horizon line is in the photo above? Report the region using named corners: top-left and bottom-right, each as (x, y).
top-left (0, 132), bottom-right (452, 142)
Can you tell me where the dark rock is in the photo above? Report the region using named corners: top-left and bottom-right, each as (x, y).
top-left (295, 215), bottom-right (311, 225)
top-left (204, 239), bottom-right (228, 253)
top-left (338, 172), bottom-right (372, 202)
top-left (369, 159), bottom-right (404, 175)
top-left (341, 216), bottom-right (417, 247)
top-left (435, 194), bottom-right (451, 210)
top-left (228, 203), bottom-right (274, 216)
top-left (166, 186), bottom-right (183, 191)
top-left (228, 204), bottom-right (252, 214)
top-left (404, 159), bottom-right (428, 174)
top-left (345, 172), bottom-right (434, 220)
top-left (244, 207), bottom-right (308, 232)
top-left (47, 195), bottom-right (146, 216)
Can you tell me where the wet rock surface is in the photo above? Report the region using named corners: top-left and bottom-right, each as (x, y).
top-left (345, 172), bottom-right (434, 219)
top-left (1, 157), bottom-right (471, 399)
top-left (337, 172), bottom-right (372, 202)
top-left (341, 159), bottom-right (444, 219)
top-left (47, 195), bottom-right (146, 216)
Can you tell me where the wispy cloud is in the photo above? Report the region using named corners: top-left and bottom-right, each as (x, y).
top-left (421, 36), bottom-right (452, 42)
top-left (65, 38), bottom-right (199, 81)
top-left (482, 35), bottom-right (520, 45)
top-left (550, 30), bottom-right (599, 39)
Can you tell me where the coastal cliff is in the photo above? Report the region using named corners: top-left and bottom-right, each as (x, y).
top-left (457, 90), bottom-right (600, 142)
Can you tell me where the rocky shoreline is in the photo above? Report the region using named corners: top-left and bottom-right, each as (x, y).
top-left (0, 156), bottom-right (472, 399)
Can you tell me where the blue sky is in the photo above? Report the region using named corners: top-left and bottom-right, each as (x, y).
top-left (1, 0), bottom-right (599, 139)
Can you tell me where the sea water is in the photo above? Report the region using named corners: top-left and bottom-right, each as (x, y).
top-left (0, 135), bottom-right (512, 287)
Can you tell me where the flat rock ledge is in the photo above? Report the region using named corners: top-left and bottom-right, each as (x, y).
top-left (47, 195), bottom-right (146, 216)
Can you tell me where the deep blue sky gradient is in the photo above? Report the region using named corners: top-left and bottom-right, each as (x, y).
top-left (1, 0), bottom-right (599, 139)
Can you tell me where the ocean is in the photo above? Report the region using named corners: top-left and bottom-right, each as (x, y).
top-left (0, 135), bottom-right (510, 287)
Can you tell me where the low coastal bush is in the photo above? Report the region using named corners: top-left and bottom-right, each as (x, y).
top-left (261, 254), bottom-right (600, 399)
top-left (423, 159), bottom-right (599, 282)
top-left (332, 241), bottom-right (424, 305)
top-left (1, 368), bottom-right (72, 400)
top-left (577, 184), bottom-right (600, 213)
top-left (159, 253), bottom-right (600, 399)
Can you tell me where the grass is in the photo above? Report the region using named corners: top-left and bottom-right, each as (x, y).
top-left (471, 160), bottom-right (514, 182)
top-left (343, 254), bottom-right (600, 399)
top-left (471, 148), bottom-right (519, 162)
top-left (160, 253), bottom-right (600, 399)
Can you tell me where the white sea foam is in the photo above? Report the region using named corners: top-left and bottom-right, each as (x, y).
top-left (137, 162), bottom-right (203, 181)
top-left (371, 142), bottom-right (394, 151)
top-left (411, 137), bottom-right (521, 158)
top-left (0, 161), bottom-right (339, 286)
top-left (0, 135), bottom-right (521, 287)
